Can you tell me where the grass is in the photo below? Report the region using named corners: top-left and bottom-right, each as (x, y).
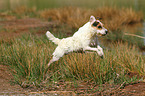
top-left (0, 34), bottom-right (144, 91)
top-left (0, 6), bottom-right (144, 94)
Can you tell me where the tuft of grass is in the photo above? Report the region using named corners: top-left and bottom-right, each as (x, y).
top-left (39, 7), bottom-right (91, 28)
top-left (59, 42), bottom-right (144, 85)
top-left (0, 34), bottom-right (144, 88)
top-left (39, 7), bottom-right (143, 30)
top-left (0, 34), bottom-right (55, 86)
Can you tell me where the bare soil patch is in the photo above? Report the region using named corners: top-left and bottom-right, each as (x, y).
top-left (0, 18), bottom-right (52, 41)
top-left (121, 82), bottom-right (145, 95)
top-left (0, 65), bottom-right (24, 93)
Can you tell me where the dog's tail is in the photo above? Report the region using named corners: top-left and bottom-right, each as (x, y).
top-left (46, 31), bottom-right (60, 45)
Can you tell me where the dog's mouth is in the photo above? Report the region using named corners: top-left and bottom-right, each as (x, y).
top-left (97, 33), bottom-right (107, 36)
top-left (97, 30), bottom-right (108, 36)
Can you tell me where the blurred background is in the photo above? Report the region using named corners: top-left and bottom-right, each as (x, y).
top-left (0, 0), bottom-right (145, 13)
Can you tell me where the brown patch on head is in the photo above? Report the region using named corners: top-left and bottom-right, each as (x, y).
top-left (92, 21), bottom-right (103, 30)
top-left (97, 24), bottom-right (102, 29)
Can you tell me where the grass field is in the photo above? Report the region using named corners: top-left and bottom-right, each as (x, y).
top-left (0, 6), bottom-right (145, 94)
top-left (0, 34), bottom-right (144, 92)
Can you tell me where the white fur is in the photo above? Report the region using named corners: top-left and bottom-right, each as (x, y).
top-left (46, 16), bottom-right (108, 67)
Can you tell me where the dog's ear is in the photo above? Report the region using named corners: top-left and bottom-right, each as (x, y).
top-left (96, 17), bottom-right (102, 20)
top-left (89, 15), bottom-right (96, 24)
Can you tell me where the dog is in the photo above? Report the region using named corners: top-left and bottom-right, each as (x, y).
top-left (46, 15), bottom-right (108, 67)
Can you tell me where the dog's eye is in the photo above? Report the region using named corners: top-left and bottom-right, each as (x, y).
top-left (98, 25), bottom-right (102, 29)
top-left (92, 22), bottom-right (99, 27)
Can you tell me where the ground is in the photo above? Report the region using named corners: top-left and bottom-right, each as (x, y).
top-left (0, 65), bottom-right (24, 93)
top-left (0, 18), bottom-right (145, 95)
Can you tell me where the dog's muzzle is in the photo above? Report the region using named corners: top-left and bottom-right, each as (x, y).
top-left (101, 29), bottom-right (108, 36)
top-left (101, 30), bottom-right (108, 36)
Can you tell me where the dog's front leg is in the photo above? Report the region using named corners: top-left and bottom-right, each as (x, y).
top-left (96, 45), bottom-right (104, 58)
top-left (84, 46), bottom-right (104, 58)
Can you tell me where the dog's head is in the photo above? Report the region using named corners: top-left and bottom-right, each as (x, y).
top-left (90, 15), bottom-right (108, 36)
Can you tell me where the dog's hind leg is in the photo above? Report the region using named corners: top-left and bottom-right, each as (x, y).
top-left (48, 47), bottom-right (65, 67)
top-left (48, 56), bottom-right (60, 67)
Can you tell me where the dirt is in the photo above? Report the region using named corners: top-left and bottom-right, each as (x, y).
top-left (0, 65), bottom-right (24, 93)
top-left (0, 18), bottom-right (145, 95)
top-left (121, 82), bottom-right (145, 95)
top-left (0, 18), bottom-right (53, 41)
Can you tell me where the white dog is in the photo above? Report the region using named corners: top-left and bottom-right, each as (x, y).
top-left (46, 16), bottom-right (108, 67)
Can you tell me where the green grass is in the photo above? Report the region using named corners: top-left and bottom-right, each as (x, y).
top-left (0, 35), bottom-right (53, 85)
top-left (0, 34), bottom-right (144, 90)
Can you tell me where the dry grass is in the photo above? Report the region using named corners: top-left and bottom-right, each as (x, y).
top-left (1, 6), bottom-right (143, 31)
top-left (12, 6), bottom-right (36, 15)
top-left (39, 7), bottom-right (143, 30)
top-left (39, 7), bottom-right (92, 28)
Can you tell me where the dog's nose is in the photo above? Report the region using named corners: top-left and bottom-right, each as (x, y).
top-left (105, 30), bottom-right (108, 34)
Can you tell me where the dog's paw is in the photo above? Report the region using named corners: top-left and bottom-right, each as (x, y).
top-left (90, 42), bottom-right (96, 47)
top-left (97, 45), bottom-right (104, 57)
